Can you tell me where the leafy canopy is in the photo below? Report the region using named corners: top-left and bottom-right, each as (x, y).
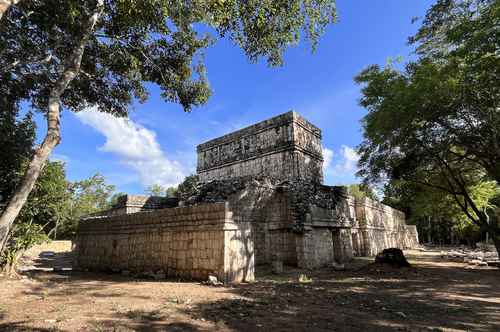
top-left (355, 0), bottom-right (499, 235)
top-left (0, 109), bottom-right (35, 204)
top-left (1, 0), bottom-right (337, 116)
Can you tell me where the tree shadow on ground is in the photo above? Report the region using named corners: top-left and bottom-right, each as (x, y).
top-left (0, 321), bottom-right (60, 331)
top-left (20, 270), bottom-right (161, 301)
top-left (8, 250), bottom-right (500, 332)
top-left (182, 261), bottom-right (500, 332)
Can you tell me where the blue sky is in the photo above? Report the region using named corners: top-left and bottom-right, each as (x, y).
top-left (38, 0), bottom-right (435, 194)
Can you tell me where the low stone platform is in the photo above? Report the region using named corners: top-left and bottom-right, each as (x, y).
top-left (75, 111), bottom-right (418, 283)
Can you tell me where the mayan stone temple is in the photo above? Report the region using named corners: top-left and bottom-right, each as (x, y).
top-left (75, 111), bottom-right (418, 283)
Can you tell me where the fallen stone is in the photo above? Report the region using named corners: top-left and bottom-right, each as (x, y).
top-left (375, 248), bottom-right (411, 268)
top-left (469, 259), bottom-right (483, 265)
top-left (207, 275), bottom-right (222, 286)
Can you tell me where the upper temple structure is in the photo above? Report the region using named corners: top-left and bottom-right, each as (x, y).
top-left (75, 111), bottom-right (419, 283)
top-left (197, 111), bottom-right (323, 183)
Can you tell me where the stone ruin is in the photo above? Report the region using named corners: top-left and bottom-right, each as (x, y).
top-left (75, 111), bottom-right (419, 283)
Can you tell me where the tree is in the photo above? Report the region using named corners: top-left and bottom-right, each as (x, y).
top-left (145, 184), bottom-right (165, 197)
top-left (0, 107), bottom-right (35, 205)
top-left (0, 0), bottom-right (338, 254)
top-left (145, 183), bottom-right (178, 197)
top-left (18, 161), bottom-right (72, 239)
top-left (383, 178), bottom-right (499, 245)
top-left (60, 173), bottom-right (115, 237)
top-left (177, 174), bottom-right (199, 201)
top-left (165, 186), bottom-right (178, 198)
top-left (109, 191), bottom-right (126, 207)
top-left (0, 161), bottom-right (69, 273)
top-left (346, 183), bottom-right (378, 201)
top-left (355, 0), bottom-right (500, 255)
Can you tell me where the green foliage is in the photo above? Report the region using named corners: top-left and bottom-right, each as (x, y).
top-left (60, 173), bottom-right (116, 237)
top-left (70, 173), bottom-right (115, 214)
top-left (176, 174), bottom-right (199, 200)
top-left (1, 0), bottom-right (337, 116)
top-left (18, 161), bottom-right (72, 239)
top-left (383, 178), bottom-right (499, 244)
top-left (109, 192), bottom-right (127, 207)
top-left (145, 184), bottom-right (165, 197)
top-left (355, 0), bottom-right (500, 241)
top-left (0, 109), bottom-right (35, 204)
top-left (346, 184), bottom-right (378, 201)
top-left (165, 186), bottom-right (178, 198)
top-left (145, 184), bottom-right (178, 197)
top-left (0, 222), bottom-right (48, 272)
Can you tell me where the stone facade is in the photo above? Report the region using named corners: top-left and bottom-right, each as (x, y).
top-left (351, 197), bottom-right (419, 256)
top-left (86, 195), bottom-right (179, 217)
top-left (75, 203), bottom-right (253, 283)
top-left (75, 111), bottom-right (418, 283)
top-left (197, 111), bottom-right (323, 184)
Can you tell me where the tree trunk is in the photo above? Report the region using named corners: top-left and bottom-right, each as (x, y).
top-left (427, 216), bottom-right (432, 244)
top-left (0, 0), bottom-right (103, 256)
top-left (492, 233), bottom-right (500, 260)
top-left (0, 0), bottom-right (20, 21)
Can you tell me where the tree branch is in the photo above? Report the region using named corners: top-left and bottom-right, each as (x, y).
top-left (0, 0), bottom-right (105, 255)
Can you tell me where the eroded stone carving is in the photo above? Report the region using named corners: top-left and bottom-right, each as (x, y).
top-left (75, 111), bottom-right (418, 283)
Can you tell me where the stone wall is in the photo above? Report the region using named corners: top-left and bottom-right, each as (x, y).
top-left (75, 203), bottom-right (254, 283)
top-left (351, 197), bottom-right (418, 256)
top-left (76, 111), bottom-right (419, 277)
top-left (197, 111), bottom-right (323, 183)
top-left (224, 179), bottom-right (297, 266)
top-left (86, 195), bottom-right (179, 217)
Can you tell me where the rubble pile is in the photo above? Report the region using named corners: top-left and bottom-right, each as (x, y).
top-left (440, 247), bottom-right (499, 267)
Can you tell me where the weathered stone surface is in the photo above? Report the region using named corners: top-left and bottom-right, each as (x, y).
top-left (76, 111), bottom-right (419, 280)
top-left (75, 203), bottom-right (254, 283)
top-left (86, 195), bottom-right (179, 217)
top-left (197, 111), bottom-right (323, 184)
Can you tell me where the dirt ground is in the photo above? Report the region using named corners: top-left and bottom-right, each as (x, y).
top-left (0, 242), bottom-right (499, 332)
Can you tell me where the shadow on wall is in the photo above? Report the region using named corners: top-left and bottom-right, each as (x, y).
top-left (226, 226), bottom-right (255, 283)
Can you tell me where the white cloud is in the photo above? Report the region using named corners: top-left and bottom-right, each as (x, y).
top-left (76, 108), bottom-right (186, 188)
top-left (333, 145), bottom-right (360, 175)
top-left (322, 146), bottom-right (333, 172)
top-left (323, 145), bottom-right (360, 184)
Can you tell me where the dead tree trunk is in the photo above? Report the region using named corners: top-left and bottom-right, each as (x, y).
top-left (0, 0), bottom-right (20, 21)
top-left (0, 1), bottom-right (103, 255)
